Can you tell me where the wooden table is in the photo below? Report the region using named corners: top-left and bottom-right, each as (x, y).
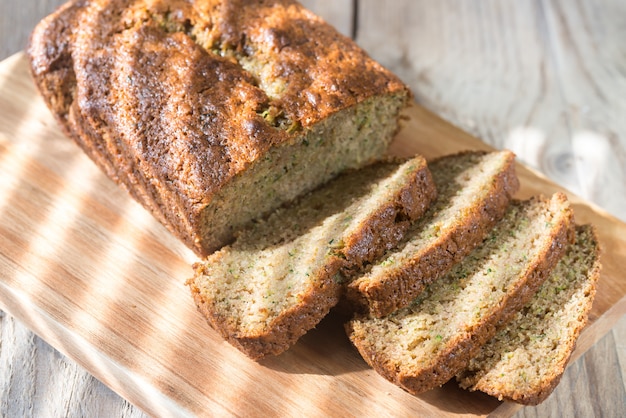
top-left (1, 1), bottom-right (624, 416)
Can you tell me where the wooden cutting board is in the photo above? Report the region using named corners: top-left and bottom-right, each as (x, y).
top-left (1, 52), bottom-right (625, 417)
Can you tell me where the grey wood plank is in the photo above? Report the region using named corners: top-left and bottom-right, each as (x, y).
top-left (538, 0), bottom-right (626, 221)
top-left (356, 0), bottom-right (626, 223)
top-left (300, 0), bottom-right (355, 38)
top-left (615, 312), bottom-right (626, 387)
top-left (0, 311), bottom-right (148, 418)
top-left (0, 0), bottom-right (67, 60)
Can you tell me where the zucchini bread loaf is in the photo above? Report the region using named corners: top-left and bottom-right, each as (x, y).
top-left (346, 193), bottom-right (575, 394)
top-left (28, 0), bottom-right (410, 256)
top-left (457, 225), bottom-right (601, 405)
top-left (188, 155), bottom-right (436, 359)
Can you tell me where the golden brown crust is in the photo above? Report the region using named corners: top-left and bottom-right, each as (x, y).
top-left (28, 0), bottom-right (409, 256)
top-left (345, 151), bottom-right (520, 317)
top-left (341, 156), bottom-right (437, 275)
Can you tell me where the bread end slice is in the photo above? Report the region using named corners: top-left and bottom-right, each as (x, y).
top-left (457, 224), bottom-right (601, 405)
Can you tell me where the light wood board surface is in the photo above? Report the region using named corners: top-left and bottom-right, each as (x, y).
top-left (0, 49), bottom-right (625, 417)
top-left (1, 1), bottom-right (626, 417)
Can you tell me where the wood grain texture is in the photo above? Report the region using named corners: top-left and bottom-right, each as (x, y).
top-left (0, 312), bottom-right (144, 418)
top-left (0, 53), bottom-right (498, 418)
top-left (300, 0), bottom-right (355, 38)
top-left (0, 1), bottom-right (138, 415)
top-left (1, 49), bottom-right (626, 417)
top-left (0, 1), bottom-right (625, 417)
top-left (357, 0), bottom-right (626, 223)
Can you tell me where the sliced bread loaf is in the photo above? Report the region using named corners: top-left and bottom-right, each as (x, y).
top-left (344, 150), bottom-right (519, 317)
top-left (187, 155), bottom-right (436, 359)
top-left (345, 193), bottom-right (574, 394)
top-left (456, 225), bottom-right (601, 405)
top-left (28, 0), bottom-right (410, 257)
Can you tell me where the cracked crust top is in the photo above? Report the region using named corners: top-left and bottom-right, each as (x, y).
top-left (28, 0), bottom-right (408, 255)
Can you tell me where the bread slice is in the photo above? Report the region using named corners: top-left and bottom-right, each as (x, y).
top-left (345, 193), bottom-right (574, 394)
top-left (344, 150), bottom-right (519, 317)
top-left (28, 0), bottom-right (410, 257)
top-left (457, 225), bottom-right (601, 405)
top-left (187, 155), bottom-right (436, 359)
